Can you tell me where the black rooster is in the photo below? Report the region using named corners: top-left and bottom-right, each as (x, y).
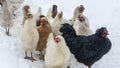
top-left (59, 23), bottom-right (112, 68)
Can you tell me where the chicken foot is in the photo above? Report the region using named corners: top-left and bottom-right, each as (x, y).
top-left (29, 51), bottom-right (36, 62)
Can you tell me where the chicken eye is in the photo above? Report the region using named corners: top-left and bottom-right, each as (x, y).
top-left (56, 37), bottom-right (59, 40)
top-left (58, 14), bottom-right (61, 16)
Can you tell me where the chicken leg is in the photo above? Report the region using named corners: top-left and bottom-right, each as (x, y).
top-left (29, 51), bottom-right (36, 62)
top-left (24, 51), bottom-right (29, 59)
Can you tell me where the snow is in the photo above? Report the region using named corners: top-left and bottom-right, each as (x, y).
top-left (0, 0), bottom-right (120, 68)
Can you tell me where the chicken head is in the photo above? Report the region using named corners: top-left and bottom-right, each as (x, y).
top-left (58, 11), bottom-right (63, 18)
top-left (96, 27), bottom-right (109, 38)
top-left (54, 35), bottom-right (61, 43)
top-left (79, 5), bottom-right (85, 13)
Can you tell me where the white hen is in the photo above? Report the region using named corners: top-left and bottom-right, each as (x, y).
top-left (45, 33), bottom-right (70, 68)
top-left (20, 14), bottom-right (39, 62)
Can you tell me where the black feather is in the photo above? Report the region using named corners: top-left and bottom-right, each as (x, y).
top-left (60, 23), bottom-right (112, 66)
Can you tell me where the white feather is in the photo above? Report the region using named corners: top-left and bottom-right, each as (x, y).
top-left (20, 18), bottom-right (39, 51)
top-left (45, 33), bottom-right (70, 68)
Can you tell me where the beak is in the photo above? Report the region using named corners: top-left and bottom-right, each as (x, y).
top-left (60, 11), bottom-right (63, 16)
top-left (106, 31), bottom-right (109, 35)
top-left (107, 32), bottom-right (109, 35)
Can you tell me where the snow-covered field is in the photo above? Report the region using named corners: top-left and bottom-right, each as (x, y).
top-left (0, 0), bottom-right (120, 68)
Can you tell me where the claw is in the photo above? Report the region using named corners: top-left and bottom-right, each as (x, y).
top-left (29, 57), bottom-right (36, 62)
top-left (24, 56), bottom-right (29, 59)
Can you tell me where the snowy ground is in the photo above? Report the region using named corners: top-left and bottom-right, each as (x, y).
top-left (0, 0), bottom-right (120, 68)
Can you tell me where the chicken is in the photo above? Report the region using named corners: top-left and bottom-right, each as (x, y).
top-left (47, 5), bottom-right (58, 26)
top-left (72, 5), bottom-right (93, 36)
top-left (52, 11), bottom-right (64, 35)
top-left (36, 17), bottom-right (52, 60)
top-left (20, 13), bottom-right (39, 62)
top-left (73, 14), bottom-right (93, 36)
top-left (59, 23), bottom-right (112, 68)
top-left (1, 0), bottom-right (13, 36)
top-left (45, 33), bottom-right (71, 68)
